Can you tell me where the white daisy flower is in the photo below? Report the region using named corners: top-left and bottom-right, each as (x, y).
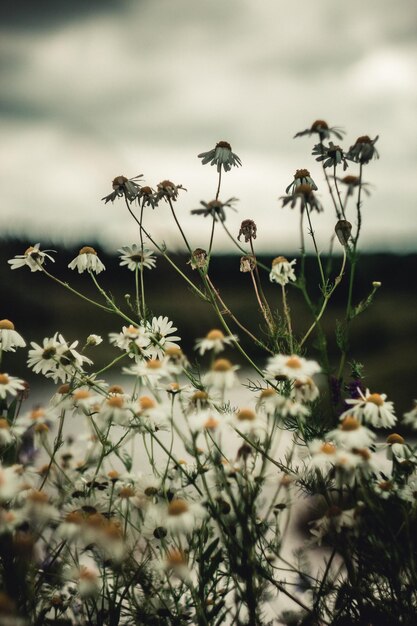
top-left (132, 395), bottom-right (170, 432)
top-left (0, 463), bottom-right (21, 501)
top-left (264, 354), bottom-right (321, 383)
top-left (164, 346), bottom-right (189, 375)
top-left (86, 334), bottom-right (103, 346)
top-left (269, 256), bottom-right (296, 286)
top-left (292, 377), bottom-right (320, 403)
top-left (0, 418), bottom-right (13, 447)
top-left (0, 319), bottom-right (26, 352)
top-left (68, 246), bottom-right (105, 274)
top-left (403, 401), bottom-right (417, 430)
top-left (123, 358), bottom-right (170, 387)
top-left (307, 440), bottom-right (338, 471)
top-left (147, 316), bottom-right (181, 359)
top-left (27, 333), bottom-right (62, 375)
top-left (118, 244), bottom-right (156, 271)
top-left (194, 329), bottom-right (237, 355)
top-left (0, 373), bottom-right (25, 400)
top-left (326, 416), bottom-right (376, 450)
top-left (341, 388), bottom-right (396, 429)
top-left (202, 358), bottom-right (239, 392)
top-left (8, 243), bottom-right (55, 272)
top-left (230, 407), bottom-right (266, 439)
top-left (384, 433), bottom-right (414, 462)
top-left (109, 324), bottom-right (152, 358)
top-left (374, 478), bottom-right (397, 499)
top-left (187, 409), bottom-right (225, 435)
top-left (165, 498), bottom-right (207, 534)
top-left (98, 395), bottom-right (133, 426)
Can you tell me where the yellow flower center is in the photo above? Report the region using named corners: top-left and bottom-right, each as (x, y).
top-left (0, 418), bottom-right (9, 430)
top-left (204, 416), bottom-right (220, 430)
top-left (320, 442), bottom-right (336, 455)
top-left (166, 547), bottom-right (187, 567)
top-left (147, 359), bottom-right (162, 370)
top-left (24, 246), bottom-right (36, 255)
top-left (386, 433), bottom-right (404, 445)
top-left (192, 390), bottom-right (208, 401)
top-left (27, 490), bottom-right (49, 504)
top-left (74, 389), bottom-right (91, 400)
top-left (165, 346), bottom-right (183, 357)
top-left (0, 374), bottom-right (10, 385)
top-left (340, 416), bottom-right (360, 431)
top-left (212, 359), bottom-right (233, 372)
top-left (79, 246), bottom-right (97, 255)
top-left (206, 329), bottom-right (225, 341)
top-left (58, 384), bottom-right (71, 395)
top-left (119, 486), bottom-right (135, 499)
top-left (272, 256), bottom-right (288, 266)
top-left (30, 408), bottom-right (45, 420)
top-left (108, 385), bottom-right (124, 394)
top-left (237, 408), bottom-right (256, 421)
top-left (366, 393), bottom-right (384, 407)
top-left (139, 396), bottom-right (156, 410)
top-left (285, 356), bottom-right (302, 369)
top-left (107, 396), bottom-right (124, 409)
top-left (168, 499), bottom-right (189, 516)
top-left (0, 320), bottom-right (14, 330)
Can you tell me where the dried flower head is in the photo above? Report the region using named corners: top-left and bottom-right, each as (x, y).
top-left (337, 175), bottom-right (372, 197)
top-left (156, 180), bottom-right (185, 202)
top-left (294, 120), bottom-right (345, 141)
top-left (335, 220), bottom-right (352, 247)
top-left (347, 135), bottom-right (379, 164)
top-left (198, 140), bottom-right (242, 173)
top-left (191, 197), bottom-right (238, 223)
top-left (269, 257), bottom-right (297, 286)
top-left (312, 142), bottom-right (348, 170)
top-left (101, 175), bottom-right (143, 204)
top-left (188, 248), bottom-right (208, 270)
top-left (240, 255), bottom-right (256, 273)
top-left (285, 169), bottom-right (318, 195)
top-left (238, 219), bottom-right (257, 242)
top-left (281, 184), bottom-right (323, 213)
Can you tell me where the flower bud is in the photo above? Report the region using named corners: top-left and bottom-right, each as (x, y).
top-left (335, 220), bottom-right (352, 246)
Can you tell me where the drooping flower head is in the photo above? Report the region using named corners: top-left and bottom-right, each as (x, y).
top-left (198, 141), bottom-right (242, 173)
top-left (281, 183), bottom-right (323, 213)
top-left (285, 169), bottom-right (318, 195)
top-left (68, 247), bottom-right (105, 274)
top-left (191, 198), bottom-right (238, 222)
top-left (269, 257), bottom-right (296, 286)
top-left (0, 320), bottom-right (26, 352)
top-left (294, 120), bottom-right (345, 142)
top-left (101, 175), bottom-right (143, 204)
top-left (347, 135), bottom-right (379, 165)
top-left (312, 142), bottom-right (348, 170)
top-left (8, 244), bottom-right (55, 272)
top-left (238, 219), bottom-right (257, 242)
top-left (156, 180), bottom-right (185, 203)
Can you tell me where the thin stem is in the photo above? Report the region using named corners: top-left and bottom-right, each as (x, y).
top-left (215, 169), bottom-right (222, 201)
top-left (167, 198), bottom-right (193, 255)
top-left (39, 267), bottom-right (112, 313)
top-left (333, 165), bottom-right (346, 220)
top-left (220, 221), bottom-right (270, 272)
top-left (138, 202), bottom-right (146, 318)
top-left (123, 196), bottom-right (207, 301)
top-left (300, 248), bottom-right (346, 347)
top-left (208, 216), bottom-right (216, 256)
top-left (205, 275), bottom-right (273, 353)
top-left (320, 140), bottom-right (341, 221)
top-left (305, 206), bottom-right (326, 288)
top-left (250, 270), bottom-right (274, 334)
top-left (281, 284), bottom-right (293, 352)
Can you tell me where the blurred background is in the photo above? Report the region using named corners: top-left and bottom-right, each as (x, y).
top-left (1, 0), bottom-right (416, 415)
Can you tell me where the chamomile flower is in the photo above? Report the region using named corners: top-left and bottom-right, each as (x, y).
top-left (307, 440), bottom-right (338, 471)
top-left (341, 388), bottom-right (396, 429)
top-left (264, 354), bottom-right (320, 383)
top-left (384, 434), bottom-right (413, 462)
top-left (68, 246), bottom-right (105, 274)
top-left (165, 497), bottom-right (206, 534)
top-left (8, 243), bottom-right (55, 272)
top-left (118, 244), bottom-right (156, 271)
top-left (195, 329), bottom-right (237, 355)
top-left (123, 358), bottom-right (170, 387)
top-left (269, 256), bottom-right (297, 286)
top-left (147, 316), bottom-right (181, 359)
top-left (292, 377), bottom-right (320, 403)
top-left (0, 463), bottom-right (21, 501)
top-left (101, 174), bottom-right (143, 203)
top-left (191, 198), bottom-right (238, 223)
top-left (198, 140), bottom-right (242, 173)
top-left (347, 135), bottom-right (379, 164)
top-left (202, 358), bottom-right (239, 391)
top-left (294, 119), bottom-right (345, 142)
top-left (0, 320), bottom-right (26, 352)
top-left (285, 169), bottom-right (318, 195)
top-left (281, 183), bottom-right (323, 213)
top-left (309, 506), bottom-right (356, 546)
top-left (0, 419), bottom-right (13, 447)
top-left (0, 373), bottom-right (25, 400)
top-left (326, 416), bottom-right (376, 450)
top-left (230, 408), bottom-right (266, 439)
top-left (156, 180), bottom-right (185, 202)
top-left (109, 324), bottom-right (152, 358)
top-left (86, 334), bottom-right (102, 346)
top-left (312, 142), bottom-right (348, 170)
top-left (403, 401), bottom-right (417, 429)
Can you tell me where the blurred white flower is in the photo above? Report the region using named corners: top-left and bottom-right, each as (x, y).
top-left (0, 373), bottom-right (25, 399)
top-left (269, 256), bottom-right (296, 286)
top-left (202, 358), bottom-right (239, 392)
top-left (195, 329), bottom-right (237, 355)
top-left (326, 416), bottom-right (376, 450)
top-left (0, 319), bottom-right (26, 352)
top-left (264, 354), bottom-right (320, 383)
top-left (341, 388), bottom-right (396, 429)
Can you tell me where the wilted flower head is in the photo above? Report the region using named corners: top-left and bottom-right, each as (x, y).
top-left (8, 244), bottom-right (55, 272)
top-left (337, 175), bottom-right (371, 197)
top-left (136, 185), bottom-right (158, 209)
top-left (281, 184), bottom-right (323, 213)
top-left (191, 197), bottom-right (237, 222)
top-left (335, 220), bottom-right (352, 247)
top-left (118, 244), bottom-right (156, 271)
top-left (294, 119), bottom-right (345, 141)
top-left (68, 246), bottom-right (105, 274)
top-left (0, 320), bottom-right (26, 352)
top-left (101, 174), bottom-right (143, 204)
top-left (312, 142), bottom-right (348, 170)
top-left (238, 219), bottom-right (257, 242)
top-left (198, 140), bottom-right (242, 173)
top-left (188, 248), bottom-right (208, 270)
top-left (285, 169), bottom-right (318, 195)
top-left (347, 135), bottom-right (379, 164)
top-left (269, 257), bottom-right (296, 286)
top-left (156, 180), bottom-right (185, 202)
top-left (240, 255), bottom-right (256, 273)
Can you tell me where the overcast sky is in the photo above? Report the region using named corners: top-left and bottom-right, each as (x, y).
top-left (1, 0), bottom-right (416, 254)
